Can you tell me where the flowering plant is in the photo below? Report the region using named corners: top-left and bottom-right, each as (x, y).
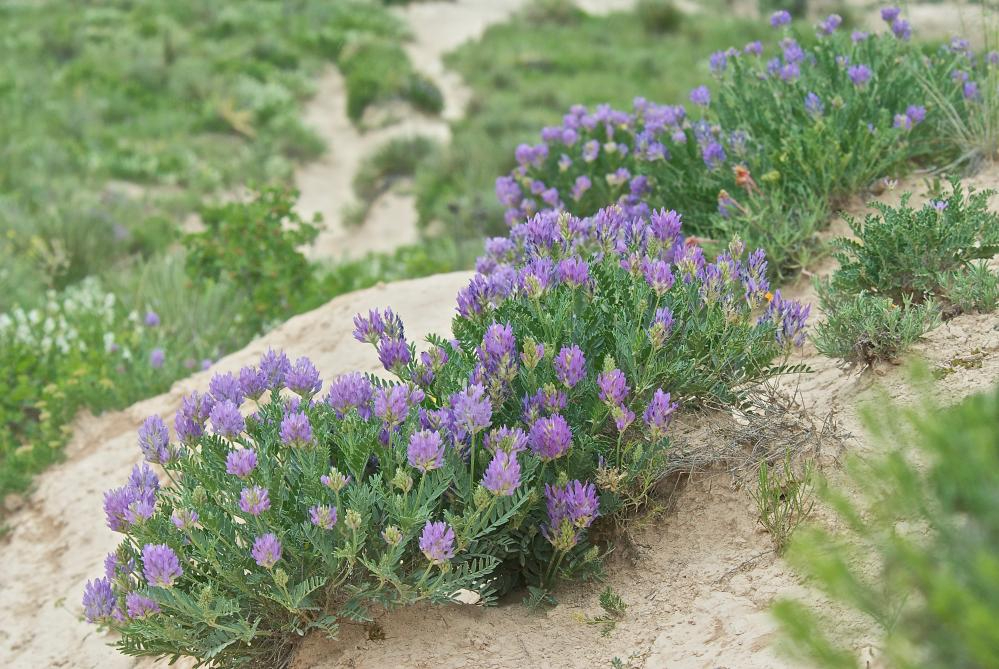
top-left (83, 203), bottom-right (807, 666)
top-left (497, 6), bottom-right (979, 275)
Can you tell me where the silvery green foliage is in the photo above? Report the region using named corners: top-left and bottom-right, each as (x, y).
top-left (85, 204), bottom-right (807, 667)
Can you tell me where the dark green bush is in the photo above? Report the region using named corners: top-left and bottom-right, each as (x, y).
top-left (635, 0), bottom-right (683, 34)
top-left (184, 188), bottom-right (318, 331)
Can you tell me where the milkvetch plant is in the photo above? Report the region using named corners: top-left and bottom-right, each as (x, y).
top-left (497, 6), bottom-right (982, 275)
top-left (83, 204), bottom-right (808, 666)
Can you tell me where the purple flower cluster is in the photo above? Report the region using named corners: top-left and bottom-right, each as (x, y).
top-left (481, 450), bottom-right (522, 495)
top-left (286, 356), bottom-right (322, 397)
top-left (142, 543), bottom-right (183, 588)
top-left (644, 389), bottom-right (679, 441)
top-left (374, 384), bottom-right (424, 429)
top-left (279, 410), bottom-right (313, 446)
top-left (419, 521), bottom-right (455, 564)
top-left (174, 390), bottom-right (214, 443)
top-left (310, 505), bottom-right (338, 530)
top-left (137, 415), bottom-right (173, 464)
top-left (210, 400), bottom-right (245, 438)
top-left (82, 578), bottom-right (116, 622)
top-left (761, 290), bottom-right (811, 347)
top-left (260, 349), bottom-right (291, 390)
top-left (326, 372), bottom-right (374, 419)
top-left (553, 345), bottom-right (586, 388)
top-left (226, 448), bottom-right (257, 477)
top-left (210, 371), bottom-right (244, 406)
top-left (103, 464), bottom-right (158, 532)
top-left (239, 485), bottom-right (271, 516)
top-left (252, 533), bottom-right (282, 569)
top-left (528, 414), bottom-right (572, 461)
top-left (407, 429), bottom-right (445, 472)
top-left (543, 480), bottom-right (599, 551)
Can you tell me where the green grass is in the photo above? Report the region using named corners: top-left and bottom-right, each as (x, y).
top-left (0, 0), bottom-right (437, 309)
top-left (414, 8), bottom-right (769, 239)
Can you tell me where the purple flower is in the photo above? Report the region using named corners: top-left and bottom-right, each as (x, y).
top-left (880, 6), bottom-right (901, 22)
top-left (528, 414), bottom-right (572, 461)
top-left (709, 51), bottom-right (728, 73)
top-left (374, 384), bottom-right (422, 429)
top-left (571, 175), bottom-right (592, 201)
top-left (309, 505), bottom-right (338, 530)
top-left (847, 64), bottom-right (872, 87)
top-left (259, 349), bottom-right (291, 390)
top-left (449, 385), bottom-right (492, 437)
top-left (279, 411), bottom-right (313, 446)
top-left (495, 175), bottom-right (522, 207)
top-left (964, 81), bottom-right (980, 100)
top-left (852, 31), bottom-right (869, 42)
top-left (702, 141), bottom-right (726, 169)
top-left (648, 307), bottom-right (675, 348)
top-left (770, 10), bottom-right (791, 27)
top-left (326, 372), bottom-right (374, 419)
top-left (644, 389), bottom-right (679, 440)
top-left (778, 62), bottom-right (800, 82)
top-left (125, 592), bottom-right (160, 618)
top-left (149, 348), bottom-right (165, 369)
top-left (891, 18), bottom-right (911, 40)
top-left (286, 356), bottom-right (322, 397)
top-left (210, 400), bottom-right (245, 438)
top-left (142, 543), bottom-right (183, 588)
top-left (554, 345), bottom-right (586, 388)
top-left (419, 521), bottom-right (456, 565)
top-left (543, 480), bottom-right (599, 550)
top-left (82, 578), bottom-right (116, 623)
top-left (817, 14), bottom-right (841, 35)
top-left (137, 415), bottom-right (172, 464)
top-left (144, 311), bottom-right (160, 327)
top-left (407, 429), bottom-right (445, 472)
top-left (481, 450), bottom-right (521, 496)
top-left (239, 485), bottom-right (271, 516)
top-left (558, 256), bottom-right (590, 287)
top-left (174, 391), bottom-right (213, 443)
top-left (650, 208), bottom-right (682, 242)
top-left (484, 426), bottom-right (528, 454)
top-left (760, 290), bottom-right (810, 347)
top-left (744, 41), bottom-right (763, 56)
top-left (906, 105), bottom-right (926, 125)
top-left (226, 449), bottom-right (257, 477)
top-left (642, 258), bottom-right (675, 295)
top-left (689, 85), bottom-right (711, 107)
top-left (171, 508), bottom-right (198, 530)
top-left (597, 368), bottom-right (630, 406)
top-left (611, 404), bottom-right (636, 432)
top-left (805, 92), bottom-right (824, 116)
top-left (238, 366), bottom-right (268, 401)
top-left (931, 200), bottom-right (948, 211)
top-left (252, 533), bottom-right (282, 569)
top-left (209, 372), bottom-right (244, 406)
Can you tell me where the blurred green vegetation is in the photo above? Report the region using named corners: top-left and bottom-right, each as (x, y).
top-left (413, 7), bottom-right (769, 240)
top-left (775, 377), bottom-right (999, 669)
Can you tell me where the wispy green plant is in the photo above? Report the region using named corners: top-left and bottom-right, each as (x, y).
top-left (749, 455), bottom-right (815, 553)
top-left (774, 379), bottom-right (999, 669)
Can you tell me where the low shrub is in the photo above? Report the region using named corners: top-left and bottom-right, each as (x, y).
top-left (83, 205), bottom-right (809, 666)
top-left (496, 7), bottom-right (980, 276)
top-left (831, 179), bottom-right (999, 305)
top-left (812, 289), bottom-right (939, 365)
top-left (184, 188), bottom-right (319, 332)
top-left (814, 179), bottom-right (997, 364)
top-left (774, 380), bottom-right (999, 669)
top-left (338, 40), bottom-right (444, 123)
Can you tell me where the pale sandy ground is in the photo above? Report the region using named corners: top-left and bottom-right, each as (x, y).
top-left (2, 165), bottom-right (997, 668)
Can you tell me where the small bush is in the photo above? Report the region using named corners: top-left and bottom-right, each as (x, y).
top-left (184, 188), bottom-right (319, 332)
top-left (831, 179), bottom-right (999, 306)
top-left (943, 261), bottom-right (999, 315)
top-left (812, 288), bottom-right (939, 365)
top-left (83, 206), bottom-right (809, 666)
top-left (339, 40), bottom-right (444, 122)
top-left (774, 381), bottom-right (999, 669)
top-left (635, 0), bottom-right (683, 35)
